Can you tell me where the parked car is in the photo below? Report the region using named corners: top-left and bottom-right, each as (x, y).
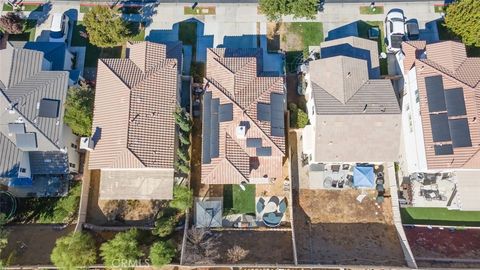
top-left (384, 9), bottom-right (405, 53)
top-left (49, 13), bottom-right (69, 43)
top-left (405, 19), bottom-right (420, 41)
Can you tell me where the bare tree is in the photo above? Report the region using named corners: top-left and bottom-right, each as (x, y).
top-left (0, 12), bottom-right (24, 35)
top-left (227, 245), bottom-right (249, 263)
top-left (184, 228), bottom-right (220, 264)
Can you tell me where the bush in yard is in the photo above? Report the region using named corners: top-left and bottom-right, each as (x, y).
top-left (174, 160), bottom-right (191, 175)
top-left (295, 108), bottom-right (309, 128)
top-left (170, 185), bottom-right (193, 212)
top-left (149, 241), bottom-right (176, 267)
top-left (39, 183), bottom-right (81, 223)
top-left (444, 0), bottom-right (480, 46)
top-left (0, 12), bottom-right (24, 34)
top-left (174, 107), bottom-right (192, 133)
top-left (100, 229), bottom-right (143, 269)
top-left (51, 232), bottom-right (96, 269)
top-left (64, 82), bottom-right (95, 136)
top-left (259, 0), bottom-right (317, 21)
top-left (227, 245), bottom-right (249, 263)
top-left (83, 5), bottom-right (129, 48)
top-left (178, 131), bottom-right (191, 145)
top-left (177, 147), bottom-right (190, 162)
top-left (0, 214), bottom-right (8, 255)
top-left (153, 214), bottom-right (177, 237)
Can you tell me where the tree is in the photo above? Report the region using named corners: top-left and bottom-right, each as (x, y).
top-left (177, 148), bottom-right (190, 163)
top-left (64, 82), bottom-right (95, 136)
top-left (444, 0), bottom-right (480, 46)
top-left (51, 232), bottom-right (97, 269)
top-left (0, 214), bottom-right (9, 255)
top-left (83, 6), bottom-right (129, 48)
top-left (184, 228), bottom-right (220, 264)
top-left (149, 241), bottom-right (176, 267)
top-left (153, 214), bottom-right (177, 237)
top-left (178, 131), bottom-right (191, 145)
top-left (259, 0), bottom-right (317, 21)
top-left (227, 245), bottom-right (249, 263)
top-left (100, 229), bottom-right (143, 269)
top-left (288, 0), bottom-right (318, 20)
top-left (174, 160), bottom-right (191, 175)
top-left (258, 0), bottom-right (289, 21)
top-left (169, 185), bottom-right (193, 212)
top-left (0, 12), bottom-right (24, 34)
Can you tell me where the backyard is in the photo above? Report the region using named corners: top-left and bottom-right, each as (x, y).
top-left (7, 19), bottom-right (37, 42)
top-left (401, 207), bottom-right (480, 226)
top-left (294, 189), bottom-right (406, 266)
top-left (357, 20), bottom-right (388, 75)
top-left (267, 22), bottom-right (324, 73)
top-left (223, 184), bottom-right (255, 215)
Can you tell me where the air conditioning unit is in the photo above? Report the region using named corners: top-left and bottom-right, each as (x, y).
top-left (79, 137), bottom-right (94, 151)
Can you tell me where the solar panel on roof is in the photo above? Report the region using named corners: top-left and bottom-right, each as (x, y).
top-left (270, 93), bottom-right (285, 137)
top-left (430, 113), bottom-right (451, 142)
top-left (202, 92), bottom-right (212, 164)
top-left (449, 118), bottom-right (472, 147)
top-left (219, 103), bottom-right (233, 122)
top-left (246, 138), bottom-right (262, 148)
top-left (210, 103), bottom-right (220, 159)
top-left (38, 98), bottom-right (60, 118)
top-left (8, 123), bottom-right (25, 134)
top-left (15, 132), bottom-right (37, 150)
top-left (256, 147), bottom-right (272, 156)
top-left (425, 76), bottom-right (446, 113)
top-left (445, 88), bottom-right (466, 117)
top-left (434, 144), bottom-right (454, 155)
top-left (257, 103), bottom-right (271, 121)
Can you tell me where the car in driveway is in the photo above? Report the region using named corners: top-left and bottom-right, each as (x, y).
top-left (49, 13), bottom-right (69, 43)
top-left (384, 9), bottom-right (405, 53)
top-left (405, 19), bottom-right (420, 41)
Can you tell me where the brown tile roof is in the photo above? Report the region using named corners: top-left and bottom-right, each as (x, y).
top-left (404, 40), bottom-right (480, 169)
top-left (89, 41), bottom-right (180, 169)
top-left (201, 48), bottom-right (285, 184)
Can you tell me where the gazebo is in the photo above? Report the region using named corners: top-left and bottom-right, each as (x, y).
top-left (353, 166), bottom-right (375, 188)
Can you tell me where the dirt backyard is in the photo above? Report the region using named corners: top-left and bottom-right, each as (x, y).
top-left (267, 22), bottom-right (303, 52)
top-left (294, 189), bottom-right (406, 266)
top-left (0, 224), bottom-right (75, 265)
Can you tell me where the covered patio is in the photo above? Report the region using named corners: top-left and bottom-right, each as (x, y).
top-left (307, 163), bottom-right (385, 190)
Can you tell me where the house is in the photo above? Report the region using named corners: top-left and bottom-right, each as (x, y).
top-left (9, 41), bottom-right (81, 85)
top-left (398, 40), bottom-right (480, 210)
top-left (88, 41), bottom-right (183, 200)
top-left (0, 43), bottom-right (80, 197)
top-left (303, 37), bottom-right (401, 165)
top-left (201, 48), bottom-right (286, 185)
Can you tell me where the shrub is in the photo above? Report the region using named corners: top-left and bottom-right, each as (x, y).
top-left (149, 241), bottom-right (176, 267)
top-left (153, 215), bottom-right (177, 237)
top-left (51, 232), bottom-right (96, 269)
top-left (100, 229), bottom-right (143, 269)
top-left (0, 12), bottom-right (24, 34)
top-left (64, 82), bottom-right (94, 136)
top-left (83, 6), bottom-right (129, 48)
top-left (169, 185), bottom-right (193, 212)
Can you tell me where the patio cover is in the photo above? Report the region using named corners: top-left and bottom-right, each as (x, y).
top-left (353, 166), bottom-right (375, 188)
top-left (454, 171), bottom-right (480, 211)
top-left (195, 199), bottom-right (222, 228)
top-left (99, 169), bottom-right (174, 200)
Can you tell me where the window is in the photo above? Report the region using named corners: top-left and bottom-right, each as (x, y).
top-left (69, 163), bottom-right (76, 168)
top-left (19, 168), bottom-right (26, 173)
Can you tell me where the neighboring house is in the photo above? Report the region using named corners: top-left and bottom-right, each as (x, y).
top-left (201, 48), bottom-right (286, 185)
top-left (0, 43), bottom-right (80, 197)
top-left (9, 41), bottom-right (81, 85)
top-left (303, 37), bottom-right (401, 165)
top-left (88, 41), bottom-right (183, 200)
top-left (398, 40), bottom-right (480, 210)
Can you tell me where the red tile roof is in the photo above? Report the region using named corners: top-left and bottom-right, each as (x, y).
top-left (403, 40), bottom-right (480, 169)
top-left (201, 48), bottom-right (285, 184)
top-left (89, 41), bottom-right (180, 169)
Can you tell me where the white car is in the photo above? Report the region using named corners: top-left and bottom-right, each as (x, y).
top-left (384, 9), bottom-right (405, 53)
top-left (49, 13), bottom-right (69, 43)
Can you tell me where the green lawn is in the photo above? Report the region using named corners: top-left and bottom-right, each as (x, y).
top-left (79, 5), bottom-right (93, 13)
top-left (287, 22), bottom-right (324, 52)
top-left (8, 19), bottom-right (36, 42)
top-left (3, 3), bottom-right (43, 11)
top-left (357, 20), bottom-right (388, 75)
top-left (359, 6), bottom-right (384, 15)
top-left (401, 207), bottom-right (480, 227)
top-left (184, 6), bottom-right (216, 15)
top-left (434, 5), bottom-right (447, 13)
top-left (223, 184), bottom-right (256, 215)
